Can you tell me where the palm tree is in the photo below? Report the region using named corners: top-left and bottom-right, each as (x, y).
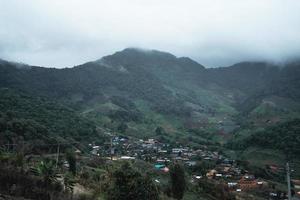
top-left (31, 159), bottom-right (59, 188)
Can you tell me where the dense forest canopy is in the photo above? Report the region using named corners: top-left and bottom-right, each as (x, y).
top-left (228, 119), bottom-right (300, 157)
top-left (0, 88), bottom-right (100, 148)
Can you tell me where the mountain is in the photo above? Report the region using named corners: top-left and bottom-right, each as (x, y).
top-left (0, 88), bottom-right (103, 151)
top-left (0, 48), bottom-right (299, 148)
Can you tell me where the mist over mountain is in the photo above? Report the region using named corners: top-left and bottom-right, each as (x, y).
top-left (1, 1), bottom-right (300, 68)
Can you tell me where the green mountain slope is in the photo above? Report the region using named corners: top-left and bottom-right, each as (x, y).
top-left (227, 119), bottom-right (300, 176)
top-left (0, 48), bottom-right (300, 145)
top-left (0, 88), bottom-right (103, 149)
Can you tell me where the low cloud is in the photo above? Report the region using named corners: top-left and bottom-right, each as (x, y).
top-left (0, 0), bottom-right (300, 68)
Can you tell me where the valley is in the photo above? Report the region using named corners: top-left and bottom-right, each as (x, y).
top-left (0, 48), bottom-right (300, 200)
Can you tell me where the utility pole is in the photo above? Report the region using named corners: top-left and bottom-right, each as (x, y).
top-left (286, 162), bottom-right (292, 200)
top-left (55, 143), bottom-right (60, 169)
top-left (110, 137), bottom-right (113, 160)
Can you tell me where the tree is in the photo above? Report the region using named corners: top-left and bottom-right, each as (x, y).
top-left (135, 174), bottom-right (159, 200)
top-left (190, 161), bottom-right (211, 176)
top-left (155, 126), bottom-right (166, 135)
top-left (31, 159), bottom-right (58, 187)
top-left (66, 150), bottom-right (77, 175)
top-left (169, 162), bottom-right (186, 200)
top-left (117, 122), bottom-right (128, 133)
top-left (106, 162), bottom-right (159, 200)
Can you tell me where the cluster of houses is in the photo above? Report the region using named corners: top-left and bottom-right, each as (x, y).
top-left (88, 135), bottom-right (298, 199)
top-left (190, 154), bottom-right (266, 193)
top-left (89, 136), bottom-right (213, 166)
top-left (90, 137), bottom-right (257, 181)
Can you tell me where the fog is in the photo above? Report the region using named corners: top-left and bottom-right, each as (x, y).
top-left (0, 0), bottom-right (300, 68)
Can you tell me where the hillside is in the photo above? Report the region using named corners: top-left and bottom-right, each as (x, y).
top-left (0, 48), bottom-right (300, 144)
top-left (0, 88), bottom-right (103, 152)
top-left (1, 48), bottom-right (300, 200)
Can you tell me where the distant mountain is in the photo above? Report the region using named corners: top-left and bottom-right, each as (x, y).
top-left (0, 48), bottom-right (299, 144)
top-left (99, 48), bottom-right (205, 85)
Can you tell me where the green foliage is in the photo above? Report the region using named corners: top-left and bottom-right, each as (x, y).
top-left (105, 162), bottom-right (159, 200)
top-left (0, 89), bottom-right (99, 146)
top-left (66, 150), bottom-right (77, 175)
top-left (77, 193), bottom-right (95, 200)
top-left (189, 161), bottom-right (215, 176)
top-left (63, 172), bottom-right (76, 194)
top-left (155, 126), bottom-right (166, 135)
top-left (31, 159), bottom-right (59, 187)
top-left (117, 122), bottom-right (128, 133)
top-left (169, 162), bottom-right (186, 200)
top-left (1, 50), bottom-right (300, 147)
top-left (196, 179), bottom-right (235, 200)
top-left (0, 166), bottom-right (62, 199)
top-left (228, 119), bottom-right (300, 157)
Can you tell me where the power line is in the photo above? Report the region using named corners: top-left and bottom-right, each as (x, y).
top-left (55, 144), bottom-right (60, 169)
top-left (286, 162), bottom-right (292, 200)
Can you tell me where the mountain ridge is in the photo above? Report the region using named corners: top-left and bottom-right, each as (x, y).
top-left (0, 48), bottom-right (299, 143)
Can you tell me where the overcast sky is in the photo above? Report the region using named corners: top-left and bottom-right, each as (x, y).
top-left (0, 0), bottom-right (300, 68)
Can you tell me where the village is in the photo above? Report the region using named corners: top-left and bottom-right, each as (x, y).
top-left (87, 135), bottom-right (300, 200)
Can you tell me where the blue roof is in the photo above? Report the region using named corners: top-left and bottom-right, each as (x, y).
top-left (154, 164), bottom-right (165, 169)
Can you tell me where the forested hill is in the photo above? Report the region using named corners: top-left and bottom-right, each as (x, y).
top-left (0, 48), bottom-right (300, 142)
top-left (1, 49), bottom-right (299, 109)
top-left (227, 118), bottom-right (300, 162)
top-left (0, 88), bottom-right (102, 150)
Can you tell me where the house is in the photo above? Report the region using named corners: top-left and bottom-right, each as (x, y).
top-left (145, 139), bottom-right (157, 144)
top-left (185, 161), bottom-right (197, 167)
top-left (63, 161), bottom-right (69, 168)
top-left (91, 149), bottom-right (99, 155)
top-left (158, 149), bottom-right (168, 154)
top-left (154, 164), bottom-right (165, 170)
top-left (191, 175), bottom-right (202, 182)
top-left (222, 158), bottom-right (234, 166)
top-left (223, 166), bottom-right (231, 173)
top-left (206, 169), bottom-right (217, 178)
top-left (227, 182), bottom-right (238, 187)
top-left (154, 164), bottom-right (169, 172)
top-left (172, 148), bottom-right (188, 154)
top-left (292, 179), bottom-right (300, 189)
top-left (238, 175), bottom-right (259, 190)
top-left (194, 175), bottom-right (202, 179)
top-left (162, 167), bottom-right (169, 172)
top-left (120, 156), bottom-right (135, 160)
top-left (156, 158), bottom-right (170, 163)
top-left (174, 156), bottom-right (183, 161)
top-left (75, 149), bottom-right (81, 154)
top-left (172, 148), bottom-right (182, 154)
